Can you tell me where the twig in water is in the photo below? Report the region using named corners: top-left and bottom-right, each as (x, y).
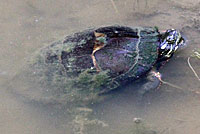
top-left (154, 71), bottom-right (200, 94)
top-left (187, 57), bottom-right (200, 81)
top-left (110, 0), bottom-right (119, 14)
top-left (160, 79), bottom-right (183, 90)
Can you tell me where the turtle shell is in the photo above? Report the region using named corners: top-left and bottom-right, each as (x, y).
top-left (10, 26), bottom-right (160, 105)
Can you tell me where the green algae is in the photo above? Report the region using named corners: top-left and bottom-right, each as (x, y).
top-left (78, 39), bottom-right (87, 46)
top-left (74, 69), bottom-right (111, 93)
top-left (96, 36), bottom-right (107, 44)
top-left (92, 71), bottom-right (110, 89)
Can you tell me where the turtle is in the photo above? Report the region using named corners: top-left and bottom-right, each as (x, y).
top-left (9, 25), bottom-right (186, 106)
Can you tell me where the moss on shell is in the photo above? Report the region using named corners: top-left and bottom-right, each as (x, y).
top-left (75, 69), bottom-right (111, 92)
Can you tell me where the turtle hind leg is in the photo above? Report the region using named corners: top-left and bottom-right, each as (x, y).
top-left (137, 70), bottom-right (161, 96)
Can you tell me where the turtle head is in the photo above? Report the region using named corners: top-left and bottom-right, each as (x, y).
top-left (158, 29), bottom-right (186, 61)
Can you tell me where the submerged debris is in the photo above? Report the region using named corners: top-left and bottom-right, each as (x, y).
top-left (188, 49), bottom-right (200, 81)
top-left (187, 57), bottom-right (200, 81)
top-left (122, 118), bottom-right (157, 134)
top-left (133, 117), bottom-right (142, 124)
top-left (71, 107), bottom-right (108, 134)
top-left (192, 49), bottom-right (200, 59)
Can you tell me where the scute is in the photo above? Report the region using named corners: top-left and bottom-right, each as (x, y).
top-left (134, 27), bottom-right (159, 77)
top-left (107, 27), bottom-right (160, 85)
top-left (95, 37), bottom-right (139, 77)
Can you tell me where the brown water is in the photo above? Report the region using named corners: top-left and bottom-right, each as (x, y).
top-left (0, 0), bottom-right (200, 134)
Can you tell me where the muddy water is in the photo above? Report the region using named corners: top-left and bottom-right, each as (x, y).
top-left (0, 0), bottom-right (200, 134)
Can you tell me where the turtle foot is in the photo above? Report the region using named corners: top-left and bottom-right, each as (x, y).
top-left (137, 70), bottom-right (161, 96)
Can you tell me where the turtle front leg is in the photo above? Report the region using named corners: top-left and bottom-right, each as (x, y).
top-left (138, 70), bottom-right (161, 95)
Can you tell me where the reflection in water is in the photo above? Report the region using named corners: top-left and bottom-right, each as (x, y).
top-left (0, 0), bottom-right (200, 134)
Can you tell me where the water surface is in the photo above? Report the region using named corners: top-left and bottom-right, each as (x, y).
top-left (0, 0), bottom-right (200, 134)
